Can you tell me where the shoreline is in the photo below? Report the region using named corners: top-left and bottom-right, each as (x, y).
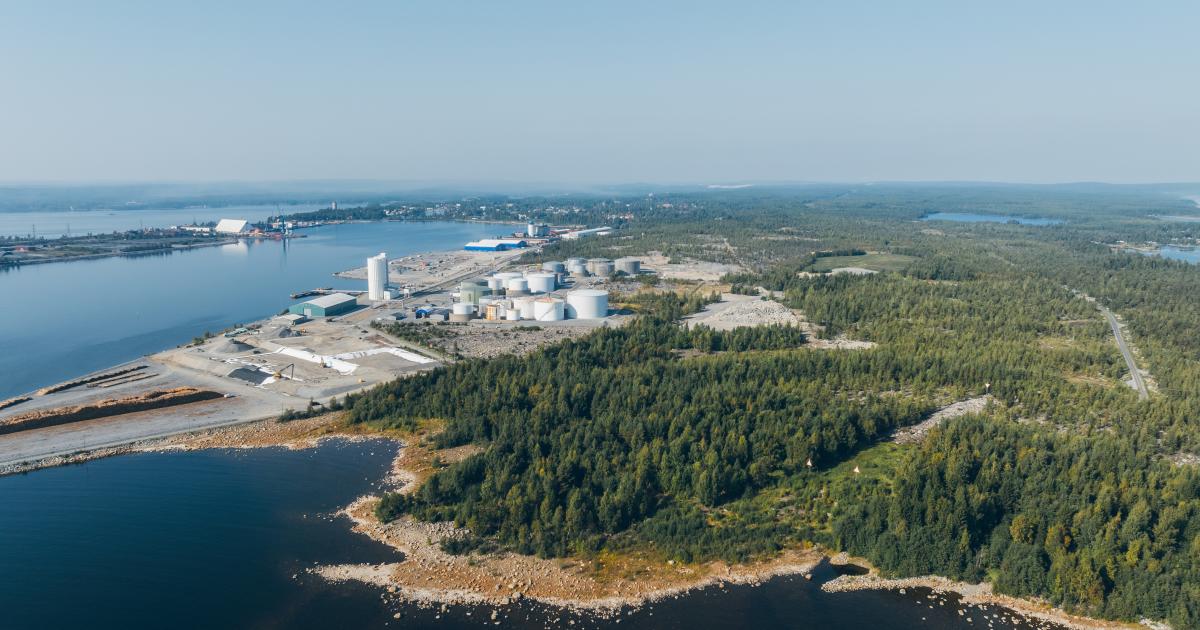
top-left (0, 412), bottom-right (1154, 629)
top-left (821, 570), bottom-right (1151, 630)
top-left (1, 237), bottom-right (237, 268)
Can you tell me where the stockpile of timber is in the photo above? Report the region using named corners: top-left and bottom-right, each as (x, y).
top-left (36, 365), bottom-right (148, 396)
top-left (0, 387), bottom-right (222, 436)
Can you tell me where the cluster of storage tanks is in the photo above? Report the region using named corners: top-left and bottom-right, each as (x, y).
top-left (451, 270), bottom-right (610, 322)
top-left (446, 258), bottom-right (641, 322)
top-left (562, 257), bottom-right (640, 277)
top-left (449, 291), bottom-right (607, 322)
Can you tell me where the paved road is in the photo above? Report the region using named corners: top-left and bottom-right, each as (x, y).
top-left (1100, 306), bottom-right (1149, 400)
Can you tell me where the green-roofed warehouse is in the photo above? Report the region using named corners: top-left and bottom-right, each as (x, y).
top-left (288, 293), bottom-right (358, 318)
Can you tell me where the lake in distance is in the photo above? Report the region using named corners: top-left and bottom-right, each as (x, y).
top-left (921, 212), bottom-right (1063, 226)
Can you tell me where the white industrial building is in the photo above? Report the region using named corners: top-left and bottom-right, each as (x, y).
top-left (214, 219), bottom-right (249, 234)
top-left (367, 252), bottom-right (388, 301)
top-left (562, 227), bottom-right (612, 240)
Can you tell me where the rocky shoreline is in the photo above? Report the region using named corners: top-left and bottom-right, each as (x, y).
top-left (822, 566), bottom-right (1156, 630)
top-left (0, 413), bottom-right (1165, 629)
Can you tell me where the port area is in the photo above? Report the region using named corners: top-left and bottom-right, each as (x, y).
top-left (335, 249), bottom-right (525, 295)
top-left (0, 245), bottom-right (642, 471)
top-left (0, 300), bottom-right (443, 471)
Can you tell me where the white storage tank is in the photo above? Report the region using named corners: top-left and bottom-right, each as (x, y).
top-left (615, 257), bottom-right (641, 275)
top-left (566, 257), bottom-right (586, 266)
top-left (542, 261), bottom-right (566, 274)
top-left (451, 302), bottom-right (476, 316)
top-left (505, 308), bottom-right (521, 321)
top-left (487, 276), bottom-right (505, 292)
top-left (525, 272), bottom-right (557, 293)
top-left (587, 258), bottom-right (615, 276)
top-left (533, 297), bottom-right (566, 321)
top-left (567, 260), bottom-right (588, 276)
top-left (566, 289), bottom-right (608, 319)
top-left (513, 296), bottom-right (537, 320)
top-left (495, 272), bottom-right (523, 281)
top-left (505, 277), bottom-right (529, 293)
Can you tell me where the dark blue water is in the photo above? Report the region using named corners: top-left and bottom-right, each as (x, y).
top-left (0, 221), bottom-right (515, 399)
top-left (0, 440), bottom-right (1060, 630)
top-left (921, 212), bottom-right (1062, 226)
top-left (0, 439), bottom-right (404, 630)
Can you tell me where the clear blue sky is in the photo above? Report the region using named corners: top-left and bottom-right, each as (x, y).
top-left (2, 1), bottom-right (1197, 184)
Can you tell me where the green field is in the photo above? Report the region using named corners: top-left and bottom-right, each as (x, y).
top-left (806, 253), bottom-right (915, 272)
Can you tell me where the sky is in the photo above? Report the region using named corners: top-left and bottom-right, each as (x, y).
top-left (1, 1), bottom-right (1198, 185)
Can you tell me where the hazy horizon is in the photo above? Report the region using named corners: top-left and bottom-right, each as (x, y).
top-left (4, 2), bottom-right (1199, 183)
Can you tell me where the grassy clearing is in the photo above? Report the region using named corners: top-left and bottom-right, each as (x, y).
top-left (806, 253), bottom-right (916, 273)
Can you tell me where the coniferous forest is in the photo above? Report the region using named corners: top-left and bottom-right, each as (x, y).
top-left (346, 185), bottom-right (1200, 628)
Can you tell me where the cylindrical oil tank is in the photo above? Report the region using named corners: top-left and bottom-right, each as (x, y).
top-left (487, 276), bottom-right (505, 292)
top-left (533, 297), bottom-right (566, 321)
top-left (566, 289), bottom-right (608, 319)
top-left (566, 257), bottom-right (586, 266)
top-left (525, 272), bottom-right (557, 293)
top-left (451, 302), bottom-right (476, 316)
top-left (458, 281), bottom-right (487, 304)
top-left (505, 308), bottom-right (521, 321)
top-left (505, 277), bottom-right (529, 293)
top-left (567, 260), bottom-right (588, 275)
top-left (513, 296), bottom-right (537, 320)
top-left (587, 258), bottom-right (614, 276)
top-left (542, 261), bottom-right (566, 274)
top-left (495, 272), bottom-right (523, 281)
top-left (615, 257), bottom-right (641, 275)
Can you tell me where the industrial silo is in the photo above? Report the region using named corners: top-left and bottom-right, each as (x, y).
top-left (487, 276), bottom-right (505, 292)
top-left (450, 302), bottom-right (476, 322)
top-left (567, 260), bottom-right (588, 276)
top-left (566, 289), bottom-right (608, 319)
top-left (525, 272), bottom-right (557, 294)
top-left (587, 258), bottom-right (614, 276)
top-left (505, 277), bottom-right (529, 295)
top-left (458, 281), bottom-right (488, 304)
top-left (542, 261), bottom-right (566, 274)
top-left (615, 257), bottom-right (641, 275)
top-left (533, 297), bottom-right (566, 321)
top-left (513, 296), bottom-right (537, 320)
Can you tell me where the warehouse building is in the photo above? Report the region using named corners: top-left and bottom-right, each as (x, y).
top-left (288, 293), bottom-right (358, 318)
top-left (464, 238), bottom-right (528, 251)
top-left (214, 218), bottom-right (249, 234)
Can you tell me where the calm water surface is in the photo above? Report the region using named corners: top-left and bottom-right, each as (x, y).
top-left (0, 440), bottom-right (1062, 630)
top-left (921, 212), bottom-right (1062, 226)
top-left (1139, 245), bottom-right (1200, 264)
top-left (0, 204), bottom-right (331, 238)
top-left (0, 221), bottom-right (515, 399)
